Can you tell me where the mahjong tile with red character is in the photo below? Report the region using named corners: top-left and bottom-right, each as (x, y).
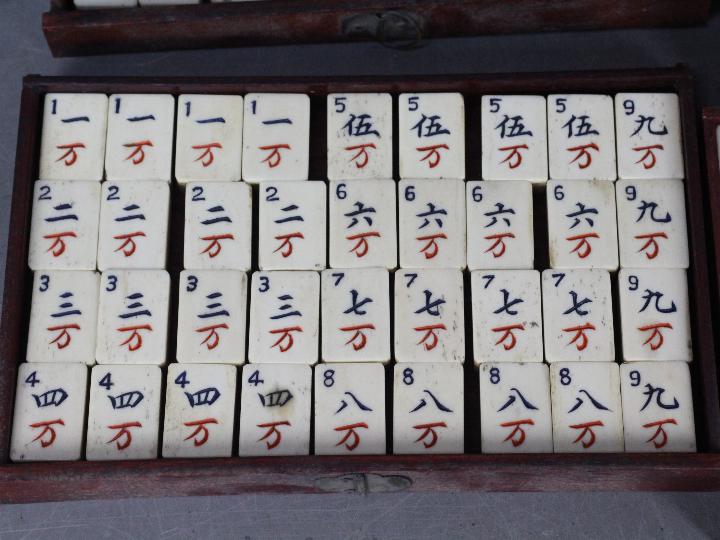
top-left (242, 93), bottom-right (310, 183)
top-left (328, 179), bottom-right (397, 269)
top-left (547, 94), bottom-right (616, 181)
top-left (105, 94), bottom-right (175, 182)
top-left (327, 93), bottom-right (392, 181)
top-left (238, 364), bottom-right (311, 456)
top-left (258, 181), bottom-right (326, 270)
top-left (28, 180), bottom-right (100, 271)
top-left (86, 365), bottom-right (162, 461)
top-left (479, 362), bottom-right (553, 453)
top-left (184, 182), bottom-right (252, 271)
top-left (546, 180), bottom-right (619, 270)
top-left (618, 269), bottom-right (691, 362)
top-left (616, 179), bottom-right (689, 269)
top-left (394, 268), bottom-right (465, 364)
top-left (97, 181), bottom-right (169, 271)
top-left (542, 269), bottom-right (614, 363)
top-left (10, 363), bottom-right (88, 461)
top-left (471, 270), bottom-right (543, 365)
top-left (393, 363), bottom-right (464, 454)
top-left (27, 271), bottom-right (99, 365)
top-left (398, 179), bottom-right (466, 269)
top-left (550, 362), bottom-right (624, 452)
top-left (314, 363), bottom-right (386, 455)
top-left (177, 270), bottom-right (247, 365)
top-left (615, 93), bottom-right (684, 180)
top-left (248, 270), bottom-right (319, 365)
top-left (620, 362), bottom-right (696, 452)
top-left (96, 270), bottom-right (170, 365)
top-left (398, 93), bottom-right (465, 180)
top-left (321, 268), bottom-right (390, 364)
top-left (39, 93), bottom-right (108, 181)
top-left (481, 95), bottom-right (548, 183)
top-left (466, 180), bottom-right (534, 270)
top-left (162, 364), bottom-right (236, 458)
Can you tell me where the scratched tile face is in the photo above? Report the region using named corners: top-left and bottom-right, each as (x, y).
top-left (97, 181), bottom-right (169, 270)
top-left (27, 270), bottom-right (100, 365)
top-left (248, 270), bottom-right (319, 365)
top-left (615, 93), bottom-right (684, 180)
top-left (86, 364), bottom-right (162, 461)
top-left (242, 93), bottom-right (310, 183)
top-left (258, 181), bottom-right (326, 270)
top-left (314, 363), bottom-right (386, 455)
top-left (466, 180), bottom-right (534, 270)
top-left (327, 93), bottom-right (392, 180)
top-left (184, 181), bottom-right (252, 270)
top-left (398, 93), bottom-right (465, 180)
top-left (175, 94), bottom-right (243, 183)
top-left (620, 362), bottom-right (696, 452)
top-left (398, 179), bottom-right (466, 269)
top-left (162, 364), bottom-right (236, 458)
top-left (547, 94), bottom-right (616, 181)
top-left (393, 363), bottom-right (464, 454)
top-left (541, 269), bottom-right (614, 363)
top-left (618, 269), bottom-right (691, 362)
top-left (470, 270), bottom-right (543, 365)
top-left (238, 364), bottom-right (311, 456)
top-left (479, 362), bottom-right (553, 453)
top-left (10, 363), bottom-right (88, 461)
top-left (28, 180), bottom-right (101, 271)
top-left (177, 270), bottom-right (247, 364)
top-left (328, 179), bottom-right (397, 269)
top-left (546, 180), bottom-right (619, 270)
top-left (550, 362), bottom-right (624, 452)
top-left (321, 268), bottom-right (391, 363)
top-left (481, 95), bottom-right (548, 183)
top-left (96, 270), bottom-right (170, 365)
top-left (39, 93), bottom-right (108, 181)
top-left (105, 94), bottom-right (175, 182)
top-left (394, 268), bottom-right (465, 363)
top-left (615, 179), bottom-right (689, 269)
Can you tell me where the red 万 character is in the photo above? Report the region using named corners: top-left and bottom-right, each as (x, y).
top-left (334, 422), bottom-right (369, 451)
top-left (413, 421), bottom-right (447, 449)
top-left (339, 323), bottom-right (375, 351)
top-left (274, 232), bottom-right (305, 258)
top-left (55, 142), bottom-right (86, 166)
top-left (491, 323), bottom-right (525, 351)
top-left (43, 231), bottom-right (77, 257)
top-left (638, 322), bottom-right (673, 351)
top-left (30, 418), bottom-right (65, 448)
top-left (259, 144), bottom-right (291, 168)
top-left (566, 232), bottom-right (600, 259)
top-left (567, 142), bottom-right (599, 169)
top-left (414, 324), bottom-right (446, 352)
top-left (416, 144), bottom-right (449, 168)
top-left (561, 322), bottom-right (596, 351)
top-left (257, 420), bottom-right (291, 450)
top-left (569, 420), bottom-right (604, 449)
top-left (632, 144), bottom-right (664, 170)
top-left (113, 231), bottom-right (146, 257)
top-left (269, 326), bottom-right (303, 353)
top-left (106, 421), bottom-right (142, 451)
top-left (123, 140), bottom-right (154, 165)
top-left (500, 418), bottom-right (534, 447)
top-left (484, 232), bottom-right (515, 258)
top-left (634, 232), bottom-right (667, 260)
top-left (183, 418), bottom-right (218, 447)
top-left (192, 142), bottom-right (223, 167)
top-left (642, 418), bottom-right (677, 449)
top-left (46, 323), bottom-right (81, 350)
top-left (117, 324), bottom-right (153, 352)
top-left (200, 234), bottom-right (235, 258)
top-left (498, 144), bottom-right (528, 169)
top-left (196, 323), bottom-right (229, 350)
top-left (416, 233), bottom-right (447, 259)
top-left (346, 232), bottom-right (381, 258)
top-left (344, 143), bottom-right (376, 169)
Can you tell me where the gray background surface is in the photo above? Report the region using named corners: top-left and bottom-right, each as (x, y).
top-left (1, 1), bottom-right (720, 538)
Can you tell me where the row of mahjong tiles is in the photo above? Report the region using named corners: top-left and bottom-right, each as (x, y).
top-left (28, 178), bottom-right (689, 272)
top-left (27, 268), bottom-right (691, 366)
top-left (11, 360), bottom-right (696, 460)
top-left (40, 93), bottom-right (684, 184)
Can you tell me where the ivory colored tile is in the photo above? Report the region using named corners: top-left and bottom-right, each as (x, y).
top-left (328, 179), bottom-right (397, 269)
top-left (176, 270), bottom-right (247, 364)
top-left (550, 362), bottom-right (624, 452)
top-left (393, 363), bottom-right (464, 454)
top-left (242, 93), bottom-right (310, 183)
top-left (10, 363), bottom-right (88, 461)
top-left (27, 271), bottom-right (99, 365)
top-left (175, 94), bottom-right (243, 183)
top-left (620, 362), bottom-right (695, 452)
top-left (466, 180), bottom-right (534, 270)
top-left (39, 93), bottom-right (108, 181)
top-left (86, 364), bottom-right (162, 460)
top-left (314, 363), bottom-right (386, 455)
top-left (398, 93), bottom-right (465, 180)
top-left (96, 270), bottom-right (170, 365)
top-left (105, 94), bottom-right (174, 182)
top-left (97, 181), bottom-right (169, 270)
top-left (327, 93), bottom-right (392, 180)
top-left (75, 0), bottom-right (137, 6)
top-left (238, 364), bottom-right (311, 456)
top-left (184, 181), bottom-right (252, 271)
top-left (28, 180), bottom-right (101, 271)
top-left (162, 364), bottom-right (236, 458)
top-left (139, 0), bottom-right (199, 4)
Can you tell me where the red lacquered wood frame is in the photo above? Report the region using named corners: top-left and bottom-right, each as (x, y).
top-left (1, 68), bottom-right (719, 504)
top-left (41, 0), bottom-right (711, 57)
